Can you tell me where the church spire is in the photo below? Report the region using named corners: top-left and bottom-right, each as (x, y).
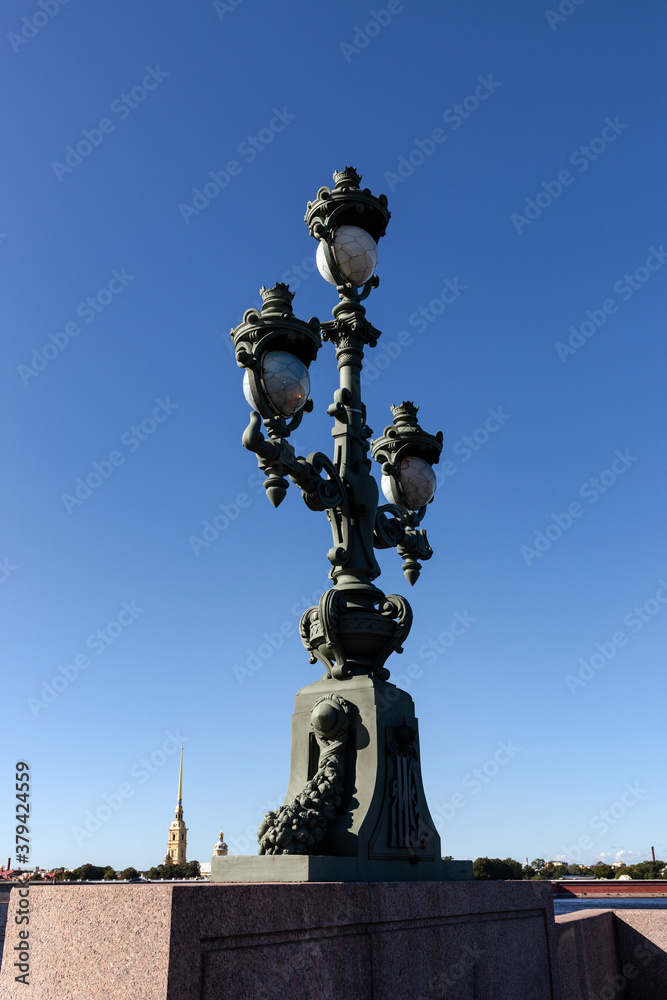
top-left (176, 745), bottom-right (183, 816)
top-left (164, 746), bottom-right (187, 866)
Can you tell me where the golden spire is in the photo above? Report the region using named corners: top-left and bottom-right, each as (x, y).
top-left (164, 746), bottom-right (187, 865)
top-left (177, 745), bottom-right (183, 804)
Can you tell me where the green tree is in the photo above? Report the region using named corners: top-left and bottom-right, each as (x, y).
top-left (621, 861), bottom-right (665, 880)
top-left (120, 867), bottom-right (140, 881)
top-left (103, 867), bottom-right (117, 880)
top-left (531, 859), bottom-right (546, 871)
top-left (522, 864), bottom-right (537, 879)
top-left (591, 864), bottom-right (614, 879)
top-left (71, 863), bottom-right (108, 881)
top-left (473, 857), bottom-right (523, 880)
top-left (145, 860), bottom-right (200, 880)
top-left (537, 865), bottom-right (561, 880)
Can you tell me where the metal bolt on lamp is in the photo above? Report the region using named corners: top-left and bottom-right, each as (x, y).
top-left (217, 168), bottom-right (471, 882)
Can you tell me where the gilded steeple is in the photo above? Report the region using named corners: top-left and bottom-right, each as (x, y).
top-left (164, 746), bottom-right (187, 865)
top-left (176, 745), bottom-right (183, 816)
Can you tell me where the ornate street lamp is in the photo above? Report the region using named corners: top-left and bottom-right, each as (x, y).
top-left (221, 168), bottom-right (468, 881)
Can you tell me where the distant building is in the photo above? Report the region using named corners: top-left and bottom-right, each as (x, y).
top-left (164, 747), bottom-right (188, 865)
top-left (213, 831), bottom-right (228, 858)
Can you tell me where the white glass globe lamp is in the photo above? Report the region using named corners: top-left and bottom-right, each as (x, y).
top-left (243, 350), bottom-right (311, 418)
top-left (316, 225), bottom-right (378, 287)
top-left (381, 456), bottom-right (437, 511)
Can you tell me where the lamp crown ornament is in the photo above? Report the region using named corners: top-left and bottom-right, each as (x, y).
top-left (390, 401), bottom-right (420, 430)
top-left (259, 282), bottom-right (295, 312)
top-left (333, 165), bottom-right (363, 187)
top-left (305, 165), bottom-right (390, 245)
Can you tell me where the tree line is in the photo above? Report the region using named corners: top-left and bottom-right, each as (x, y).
top-left (27, 861), bottom-right (201, 881)
top-left (472, 857), bottom-right (666, 880)
top-left (24, 857), bottom-right (666, 882)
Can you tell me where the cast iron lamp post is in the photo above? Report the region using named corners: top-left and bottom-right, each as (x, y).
top-left (220, 168), bottom-right (467, 881)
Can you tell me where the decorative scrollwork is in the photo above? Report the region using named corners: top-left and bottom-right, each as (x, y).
top-left (373, 504), bottom-right (406, 549)
top-left (299, 589), bottom-right (351, 680)
top-left (373, 595), bottom-right (413, 680)
top-left (294, 451), bottom-right (346, 512)
top-left (242, 412), bottom-right (351, 518)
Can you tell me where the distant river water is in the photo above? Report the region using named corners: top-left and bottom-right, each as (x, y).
top-left (554, 897), bottom-right (667, 914)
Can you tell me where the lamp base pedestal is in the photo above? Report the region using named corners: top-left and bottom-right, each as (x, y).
top-left (256, 674), bottom-right (447, 870)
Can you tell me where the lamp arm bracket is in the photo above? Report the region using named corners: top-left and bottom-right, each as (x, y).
top-left (242, 410), bottom-right (282, 464)
top-left (373, 504), bottom-right (434, 586)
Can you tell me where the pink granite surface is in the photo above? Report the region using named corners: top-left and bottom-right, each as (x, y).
top-left (555, 909), bottom-right (667, 1000)
top-left (0, 884), bottom-right (173, 1000)
top-left (0, 881), bottom-right (563, 1000)
top-left (610, 910), bottom-right (667, 1000)
top-left (555, 911), bottom-right (619, 1000)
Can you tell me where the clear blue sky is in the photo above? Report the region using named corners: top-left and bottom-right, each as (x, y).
top-left (1, 0), bottom-right (665, 872)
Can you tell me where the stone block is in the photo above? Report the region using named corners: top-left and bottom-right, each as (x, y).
top-left (555, 910), bottom-right (619, 1000)
top-left (0, 880), bottom-right (562, 1000)
top-left (612, 910), bottom-right (667, 1000)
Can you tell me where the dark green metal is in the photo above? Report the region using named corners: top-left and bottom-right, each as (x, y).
top-left (372, 402), bottom-right (444, 585)
top-left (227, 169), bottom-right (454, 872)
